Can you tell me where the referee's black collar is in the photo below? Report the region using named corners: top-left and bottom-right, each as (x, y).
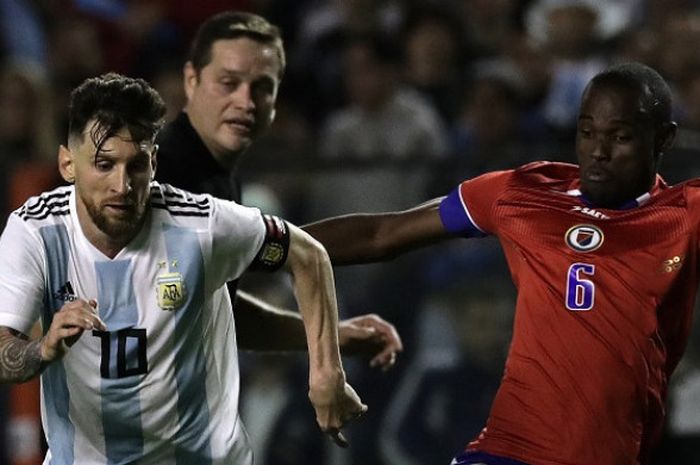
top-left (155, 112), bottom-right (242, 202)
top-left (158, 112), bottom-right (223, 176)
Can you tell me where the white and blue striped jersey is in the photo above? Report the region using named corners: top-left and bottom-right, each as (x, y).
top-left (0, 182), bottom-right (282, 465)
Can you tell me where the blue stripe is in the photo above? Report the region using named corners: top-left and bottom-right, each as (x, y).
top-left (439, 188), bottom-right (487, 237)
top-left (163, 223), bottom-right (212, 464)
top-left (95, 259), bottom-right (145, 464)
top-left (39, 225), bottom-right (75, 465)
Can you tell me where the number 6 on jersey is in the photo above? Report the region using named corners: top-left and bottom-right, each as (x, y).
top-left (566, 263), bottom-right (595, 311)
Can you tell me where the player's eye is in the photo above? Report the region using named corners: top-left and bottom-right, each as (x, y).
top-left (95, 160), bottom-right (113, 171)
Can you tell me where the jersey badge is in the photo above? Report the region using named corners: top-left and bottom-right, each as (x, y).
top-left (156, 272), bottom-right (186, 310)
top-left (565, 224), bottom-right (604, 252)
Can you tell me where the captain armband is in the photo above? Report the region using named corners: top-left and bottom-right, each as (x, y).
top-left (249, 214), bottom-right (290, 272)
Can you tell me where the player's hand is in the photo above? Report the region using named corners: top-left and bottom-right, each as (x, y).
top-left (308, 370), bottom-right (367, 448)
top-left (41, 299), bottom-right (106, 362)
top-left (338, 314), bottom-right (403, 371)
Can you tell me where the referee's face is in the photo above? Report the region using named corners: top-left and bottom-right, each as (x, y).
top-left (184, 37), bottom-right (281, 167)
top-left (61, 123), bottom-right (157, 250)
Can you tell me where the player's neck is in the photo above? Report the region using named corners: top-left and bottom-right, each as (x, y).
top-left (579, 190), bottom-right (650, 210)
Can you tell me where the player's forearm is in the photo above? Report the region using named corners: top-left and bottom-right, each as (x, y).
top-left (302, 199), bottom-right (447, 265)
top-left (286, 229), bottom-right (343, 375)
top-left (302, 214), bottom-right (393, 265)
top-left (0, 327), bottom-right (44, 383)
top-left (235, 291), bottom-right (307, 351)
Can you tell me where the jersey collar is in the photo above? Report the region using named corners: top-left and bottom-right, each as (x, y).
top-left (565, 176), bottom-right (667, 210)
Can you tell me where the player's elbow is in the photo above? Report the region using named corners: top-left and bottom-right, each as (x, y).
top-left (357, 230), bottom-right (400, 263)
top-left (352, 214), bottom-right (407, 263)
top-left (287, 227), bottom-right (332, 275)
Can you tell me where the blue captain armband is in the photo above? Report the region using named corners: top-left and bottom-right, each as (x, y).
top-left (439, 187), bottom-right (487, 238)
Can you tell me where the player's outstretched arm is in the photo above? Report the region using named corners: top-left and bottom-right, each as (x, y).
top-left (0, 299), bottom-right (106, 383)
top-left (302, 197), bottom-right (450, 265)
top-left (283, 223), bottom-right (367, 447)
top-left (234, 291), bottom-right (403, 370)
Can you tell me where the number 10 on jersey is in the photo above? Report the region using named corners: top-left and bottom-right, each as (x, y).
top-left (92, 328), bottom-right (148, 378)
top-left (566, 263), bottom-right (595, 311)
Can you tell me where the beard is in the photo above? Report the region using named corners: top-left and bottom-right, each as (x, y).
top-left (83, 195), bottom-right (147, 240)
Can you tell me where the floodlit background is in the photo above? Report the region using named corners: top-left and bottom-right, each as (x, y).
top-left (1, 0), bottom-right (700, 464)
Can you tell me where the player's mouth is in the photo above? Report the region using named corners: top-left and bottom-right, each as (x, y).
top-left (104, 202), bottom-right (135, 215)
top-left (584, 167), bottom-right (610, 183)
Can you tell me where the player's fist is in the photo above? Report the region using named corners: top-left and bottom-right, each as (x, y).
top-left (308, 370), bottom-right (367, 448)
top-left (41, 299), bottom-right (106, 362)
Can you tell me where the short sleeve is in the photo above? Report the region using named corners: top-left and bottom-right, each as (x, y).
top-left (208, 198), bottom-right (267, 286)
top-left (0, 214), bottom-right (46, 334)
top-left (438, 169), bottom-right (514, 237)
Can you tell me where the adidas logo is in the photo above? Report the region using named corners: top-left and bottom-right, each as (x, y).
top-left (53, 281), bottom-right (78, 302)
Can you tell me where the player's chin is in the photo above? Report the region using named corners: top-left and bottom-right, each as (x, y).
top-left (98, 214), bottom-right (140, 238)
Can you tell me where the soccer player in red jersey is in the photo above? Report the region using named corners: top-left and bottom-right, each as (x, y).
top-left (304, 62), bottom-right (685, 465)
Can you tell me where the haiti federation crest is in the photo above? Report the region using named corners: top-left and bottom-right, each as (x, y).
top-left (565, 224), bottom-right (604, 253)
top-left (156, 271), bottom-right (186, 310)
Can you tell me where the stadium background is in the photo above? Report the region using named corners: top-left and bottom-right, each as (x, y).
top-left (1, 0), bottom-right (700, 463)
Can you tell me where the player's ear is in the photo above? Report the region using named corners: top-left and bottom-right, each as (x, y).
top-left (184, 61), bottom-right (198, 101)
top-left (150, 144), bottom-right (158, 180)
top-left (268, 107), bottom-right (276, 125)
top-left (656, 121), bottom-right (678, 154)
top-left (58, 145), bottom-right (75, 183)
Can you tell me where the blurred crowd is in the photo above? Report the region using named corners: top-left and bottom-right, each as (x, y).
top-left (2, 0), bottom-right (700, 464)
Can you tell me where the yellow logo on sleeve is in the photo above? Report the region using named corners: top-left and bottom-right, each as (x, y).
top-left (260, 243), bottom-right (285, 266)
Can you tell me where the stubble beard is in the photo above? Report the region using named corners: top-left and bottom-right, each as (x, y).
top-left (85, 197), bottom-right (146, 242)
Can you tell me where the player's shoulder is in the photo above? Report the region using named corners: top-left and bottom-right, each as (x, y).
top-left (666, 176), bottom-right (700, 199)
top-left (678, 177), bottom-right (700, 190)
top-left (14, 185), bottom-right (72, 225)
top-left (150, 182), bottom-right (212, 219)
top-left (511, 161), bottom-right (579, 188)
top-left (671, 177), bottom-right (700, 206)
top-left (464, 161), bottom-right (577, 193)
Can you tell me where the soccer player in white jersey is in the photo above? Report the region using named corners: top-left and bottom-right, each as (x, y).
top-left (0, 73), bottom-right (366, 464)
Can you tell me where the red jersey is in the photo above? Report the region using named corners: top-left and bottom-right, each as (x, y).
top-left (438, 161), bottom-right (699, 465)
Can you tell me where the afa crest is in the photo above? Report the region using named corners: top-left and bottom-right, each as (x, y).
top-left (565, 224), bottom-right (604, 253)
top-left (156, 272), bottom-right (186, 310)
top-left (259, 243), bottom-right (285, 267)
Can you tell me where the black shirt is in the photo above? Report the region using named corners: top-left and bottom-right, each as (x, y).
top-left (156, 112), bottom-right (242, 202)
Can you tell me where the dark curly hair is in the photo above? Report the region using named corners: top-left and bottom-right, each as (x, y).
top-left (68, 73), bottom-right (166, 153)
